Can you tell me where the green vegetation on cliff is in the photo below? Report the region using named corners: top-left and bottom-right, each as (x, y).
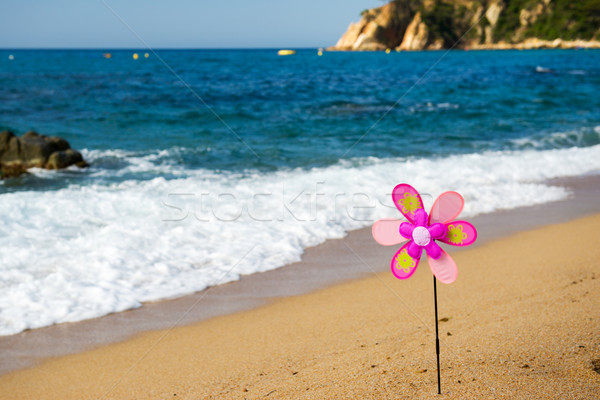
top-left (421, 2), bottom-right (468, 47)
top-left (527, 0), bottom-right (599, 40)
top-left (494, 0), bottom-right (600, 41)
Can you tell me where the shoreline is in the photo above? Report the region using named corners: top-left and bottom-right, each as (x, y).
top-left (327, 39), bottom-right (600, 52)
top-left (1, 191), bottom-right (599, 398)
top-left (1, 174), bottom-right (599, 376)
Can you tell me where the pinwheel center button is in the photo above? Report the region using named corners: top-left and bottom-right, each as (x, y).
top-left (412, 226), bottom-right (431, 246)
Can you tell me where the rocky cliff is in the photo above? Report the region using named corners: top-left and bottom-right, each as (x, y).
top-left (329, 0), bottom-right (600, 51)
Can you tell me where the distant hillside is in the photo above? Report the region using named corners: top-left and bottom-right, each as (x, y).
top-left (329, 0), bottom-right (600, 51)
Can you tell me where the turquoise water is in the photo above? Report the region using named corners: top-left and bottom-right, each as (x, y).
top-left (2, 49), bottom-right (599, 177)
top-left (1, 49), bottom-right (599, 335)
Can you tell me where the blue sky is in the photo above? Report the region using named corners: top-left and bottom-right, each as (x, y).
top-left (0, 0), bottom-right (382, 48)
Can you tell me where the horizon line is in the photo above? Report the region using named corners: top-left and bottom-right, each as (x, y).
top-left (0, 46), bottom-right (328, 51)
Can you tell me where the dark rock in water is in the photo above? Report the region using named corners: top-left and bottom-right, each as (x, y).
top-left (46, 149), bottom-right (87, 170)
top-left (0, 130), bottom-right (89, 178)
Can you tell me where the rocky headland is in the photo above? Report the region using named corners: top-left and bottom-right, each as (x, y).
top-left (0, 131), bottom-right (88, 178)
top-left (328, 0), bottom-right (600, 51)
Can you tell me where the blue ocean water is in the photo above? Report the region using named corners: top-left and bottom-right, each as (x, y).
top-left (0, 49), bottom-right (599, 335)
top-left (2, 49), bottom-right (600, 176)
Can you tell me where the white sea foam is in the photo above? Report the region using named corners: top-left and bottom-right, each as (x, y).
top-left (508, 127), bottom-right (600, 150)
top-left (1, 144), bottom-right (600, 335)
top-left (409, 101), bottom-right (460, 113)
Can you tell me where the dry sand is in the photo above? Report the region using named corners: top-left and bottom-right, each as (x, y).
top-left (1, 213), bottom-right (599, 399)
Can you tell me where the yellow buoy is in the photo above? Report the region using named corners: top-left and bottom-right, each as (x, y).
top-left (144, 53), bottom-right (149, 58)
top-left (8, 54), bottom-right (14, 60)
top-left (385, 48), bottom-right (391, 54)
top-left (133, 53), bottom-right (139, 60)
top-left (103, 53), bottom-right (112, 59)
top-left (277, 49), bottom-right (296, 56)
top-left (317, 48), bottom-right (323, 56)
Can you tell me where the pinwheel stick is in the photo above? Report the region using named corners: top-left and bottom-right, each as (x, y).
top-left (433, 276), bottom-right (441, 395)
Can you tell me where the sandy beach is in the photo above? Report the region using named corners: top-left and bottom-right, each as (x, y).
top-left (1, 180), bottom-right (599, 398)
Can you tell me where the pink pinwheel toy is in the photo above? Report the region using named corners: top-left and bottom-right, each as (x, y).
top-left (372, 184), bottom-right (477, 284)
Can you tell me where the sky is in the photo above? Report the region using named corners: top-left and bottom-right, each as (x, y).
top-left (0, 0), bottom-right (383, 48)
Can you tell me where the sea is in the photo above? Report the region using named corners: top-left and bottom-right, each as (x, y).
top-left (1, 49), bottom-right (599, 336)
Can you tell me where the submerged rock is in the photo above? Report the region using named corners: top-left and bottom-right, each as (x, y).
top-left (0, 130), bottom-right (89, 178)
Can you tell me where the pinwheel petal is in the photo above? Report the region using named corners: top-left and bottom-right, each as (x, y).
top-left (399, 222), bottom-right (415, 239)
top-left (391, 241), bottom-right (420, 280)
top-left (427, 223), bottom-right (447, 240)
top-left (407, 240), bottom-right (422, 259)
top-left (414, 208), bottom-right (428, 226)
top-left (372, 219), bottom-right (409, 246)
top-left (392, 183), bottom-right (424, 224)
top-left (439, 221), bottom-right (477, 247)
top-left (424, 240), bottom-right (442, 259)
top-left (428, 191), bottom-right (464, 225)
top-left (428, 248), bottom-right (457, 284)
